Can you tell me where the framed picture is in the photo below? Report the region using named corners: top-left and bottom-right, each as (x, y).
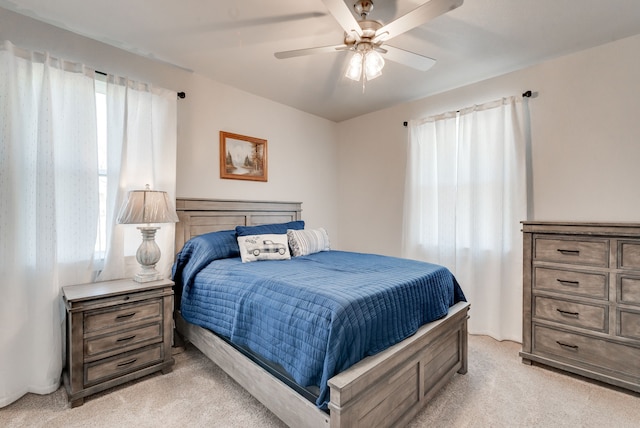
top-left (219, 131), bottom-right (268, 182)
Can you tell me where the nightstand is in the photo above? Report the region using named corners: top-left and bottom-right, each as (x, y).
top-left (62, 278), bottom-right (175, 407)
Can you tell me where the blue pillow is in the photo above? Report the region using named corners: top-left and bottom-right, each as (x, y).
top-left (235, 220), bottom-right (304, 236)
top-left (172, 229), bottom-right (240, 285)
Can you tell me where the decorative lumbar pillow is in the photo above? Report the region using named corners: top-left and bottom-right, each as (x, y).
top-left (235, 220), bottom-right (304, 237)
top-left (237, 233), bottom-right (291, 263)
top-left (287, 227), bottom-right (331, 257)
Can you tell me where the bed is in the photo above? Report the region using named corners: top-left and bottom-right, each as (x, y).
top-left (172, 198), bottom-right (470, 428)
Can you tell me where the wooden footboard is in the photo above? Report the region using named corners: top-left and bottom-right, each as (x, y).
top-left (328, 301), bottom-right (469, 427)
top-left (176, 301), bottom-right (469, 428)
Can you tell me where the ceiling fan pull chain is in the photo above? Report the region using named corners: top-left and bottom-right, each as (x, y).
top-left (362, 54), bottom-right (367, 93)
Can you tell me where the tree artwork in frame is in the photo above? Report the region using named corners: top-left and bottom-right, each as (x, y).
top-left (220, 131), bottom-right (268, 182)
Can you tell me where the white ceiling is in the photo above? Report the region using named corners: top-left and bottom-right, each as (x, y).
top-left (2, 0), bottom-right (640, 122)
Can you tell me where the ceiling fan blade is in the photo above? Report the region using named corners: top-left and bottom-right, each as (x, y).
top-left (275, 44), bottom-right (349, 59)
top-left (373, 0), bottom-right (463, 43)
top-left (382, 45), bottom-right (436, 71)
top-left (208, 12), bottom-right (327, 31)
top-left (321, 0), bottom-right (363, 39)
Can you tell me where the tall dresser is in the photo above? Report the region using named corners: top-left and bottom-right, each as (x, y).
top-left (520, 222), bottom-right (640, 392)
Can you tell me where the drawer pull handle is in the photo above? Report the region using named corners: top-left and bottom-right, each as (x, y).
top-left (557, 279), bottom-right (579, 287)
top-left (115, 312), bottom-right (136, 321)
top-left (557, 249), bottom-right (580, 256)
top-left (556, 341), bottom-right (579, 350)
top-left (117, 358), bottom-right (138, 368)
top-left (116, 335), bottom-right (136, 342)
top-left (556, 309), bottom-right (579, 317)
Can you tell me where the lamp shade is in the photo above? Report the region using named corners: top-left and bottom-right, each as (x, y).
top-left (116, 185), bottom-right (179, 225)
top-left (345, 51), bottom-right (364, 81)
top-left (364, 50), bottom-right (385, 81)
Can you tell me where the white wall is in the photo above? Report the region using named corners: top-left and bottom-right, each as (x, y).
top-left (0, 7), bottom-right (340, 244)
top-left (176, 74), bottom-right (338, 236)
top-left (337, 34), bottom-right (640, 255)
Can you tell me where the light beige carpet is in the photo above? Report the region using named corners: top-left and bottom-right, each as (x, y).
top-left (2, 335), bottom-right (638, 427)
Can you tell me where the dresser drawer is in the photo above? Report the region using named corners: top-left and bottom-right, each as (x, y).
top-left (533, 325), bottom-right (640, 378)
top-left (618, 309), bottom-right (640, 341)
top-left (84, 300), bottom-right (162, 333)
top-left (84, 344), bottom-right (163, 386)
top-left (534, 267), bottom-right (608, 299)
top-left (534, 237), bottom-right (608, 267)
top-left (84, 323), bottom-right (162, 358)
top-left (619, 274), bottom-right (640, 308)
top-left (619, 241), bottom-right (640, 270)
top-left (534, 296), bottom-right (607, 332)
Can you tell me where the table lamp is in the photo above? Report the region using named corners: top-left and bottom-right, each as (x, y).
top-left (116, 184), bottom-right (179, 282)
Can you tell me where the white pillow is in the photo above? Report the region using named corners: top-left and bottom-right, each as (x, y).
top-left (237, 234), bottom-right (291, 263)
top-left (287, 228), bottom-right (331, 257)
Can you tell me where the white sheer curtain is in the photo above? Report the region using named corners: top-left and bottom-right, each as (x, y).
top-left (0, 40), bottom-right (177, 408)
top-left (97, 76), bottom-right (177, 281)
top-left (0, 41), bottom-right (98, 406)
top-left (402, 97), bottom-right (527, 342)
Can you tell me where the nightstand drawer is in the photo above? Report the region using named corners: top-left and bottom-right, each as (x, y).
top-left (84, 344), bottom-right (163, 386)
top-left (533, 325), bottom-right (640, 378)
top-left (534, 237), bottom-right (608, 267)
top-left (534, 296), bottom-right (607, 332)
top-left (534, 267), bottom-right (608, 299)
top-left (85, 323), bottom-right (162, 358)
top-left (84, 300), bottom-right (162, 333)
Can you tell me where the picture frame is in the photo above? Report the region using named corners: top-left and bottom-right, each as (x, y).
top-left (219, 131), bottom-right (268, 182)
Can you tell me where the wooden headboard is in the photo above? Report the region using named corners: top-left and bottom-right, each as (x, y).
top-left (174, 198), bottom-right (302, 254)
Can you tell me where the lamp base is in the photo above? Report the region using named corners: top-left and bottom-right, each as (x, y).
top-left (133, 270), bottom-right (163, 283)
top-left (134, 226), bottom-right (163, 283)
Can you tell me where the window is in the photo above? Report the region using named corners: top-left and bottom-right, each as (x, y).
top-left (403, 96), bottom-right (528, 341)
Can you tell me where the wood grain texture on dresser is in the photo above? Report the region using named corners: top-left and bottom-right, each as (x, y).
top-left (520, 222), bottom-right (640, 393)
top-left (62, 278), bottom-right (175, 407)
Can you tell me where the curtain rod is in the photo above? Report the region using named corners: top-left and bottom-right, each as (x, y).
top-left (95, 70), bottom-right (186, 99)
top-left (403, 90), bottom-right (534, 127)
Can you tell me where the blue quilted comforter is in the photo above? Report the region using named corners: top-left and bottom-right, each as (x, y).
top-left (172, 230), bottom-right (466, 409)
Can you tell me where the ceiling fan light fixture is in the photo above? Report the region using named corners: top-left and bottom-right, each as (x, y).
top-left (364, 50), bottom-right (385, 80)
top-left (345, 51), bottom-right (364, 81)
top-left (345, 49), bottom-right (385, 82)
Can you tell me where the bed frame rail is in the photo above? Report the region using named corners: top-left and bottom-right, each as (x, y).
top-left (176, 313), bottom-right (331, 428)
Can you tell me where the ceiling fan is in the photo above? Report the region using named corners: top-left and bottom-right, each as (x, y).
top-left (274, 0), bottom-right (464, 82)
